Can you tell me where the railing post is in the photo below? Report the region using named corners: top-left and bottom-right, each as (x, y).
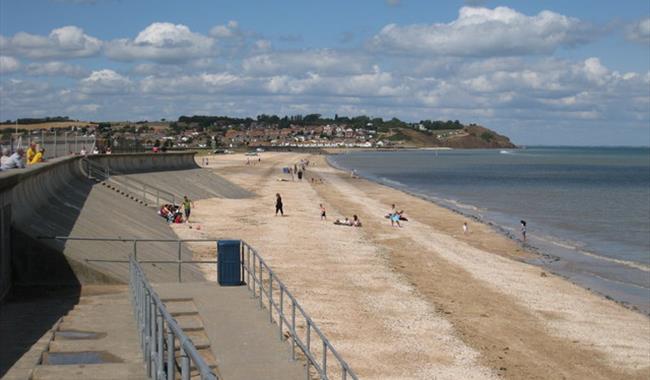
top-left (133, 240), bottom-right (138, 262)
top-left (252, 251), bottom-right (256, 296)
top-left (150, 295), bottom-right (156, 378)
top-left (156, 189), bottom-right (160, 208)
top-left (260, 260), bottom-right (264, 309)
top-left (177, 241), bottom-right (182, 283)
top-left (246, 245), bottom-right (251, 289)
top-left (240, 242), bottom-right (245, 285)
top-left (166, 331), bottom-right (175, 380)
top-left (307, 320), bottom-right (311, 352)
top-left (180, 347), bottom-right (190, 380)
top-left (323, 341), bottom-right (328, 378)
top-left (291, 302), bottom-right (296, 360)
top-left (269, 272), bottom-right (273, 322)
top-left (157, 311), bottom-right (164, 379)
top-left (279, 287), bottom-right (284, 340)
top-left (145, 291), bottom-right (151, 377)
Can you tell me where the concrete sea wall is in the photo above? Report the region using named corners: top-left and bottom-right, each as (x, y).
top-left (0, 152), bottom-right (205, 299)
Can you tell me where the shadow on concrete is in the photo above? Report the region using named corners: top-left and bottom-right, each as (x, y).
top-left (0, 285), bottom-right (80, 377)
top-left (12, 175), bottom-right (94, 286)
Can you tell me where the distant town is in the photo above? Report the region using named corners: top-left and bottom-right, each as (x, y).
top-left (0, 114), bottom-right (515, 153)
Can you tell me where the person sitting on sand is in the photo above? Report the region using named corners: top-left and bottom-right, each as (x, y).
top-left (334, 217), bottom-right (352, 226)
top-left (352, 214), bottom-right (362, 227)
top-left (390, 212), bottom-right (402, 228)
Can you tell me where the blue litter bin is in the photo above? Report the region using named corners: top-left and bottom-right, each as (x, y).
top-left (217, 240), bottom-right (242, 286)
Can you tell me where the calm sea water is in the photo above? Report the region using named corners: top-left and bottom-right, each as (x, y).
top-left (329, 147), bottom-right (650, 313)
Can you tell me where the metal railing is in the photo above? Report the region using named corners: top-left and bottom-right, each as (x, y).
top-left (240, 241), bottom-right (358, 380)
top-left (82, 158), bottom-right (176, 207)
top-left (0, 131), bottom-right (95, 159)
top-left (130, 254), bottom-right (218, 380)
top-left (41, 236), bottom-right (359, 380)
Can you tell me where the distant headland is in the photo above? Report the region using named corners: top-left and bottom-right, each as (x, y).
top-left (0, 114), bottom-right (516, 151)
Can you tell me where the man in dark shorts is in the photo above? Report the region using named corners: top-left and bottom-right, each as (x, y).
top-left (182, 196), bottom-right (194, 223)
top-left (275, 193), bottom-right (284, 216)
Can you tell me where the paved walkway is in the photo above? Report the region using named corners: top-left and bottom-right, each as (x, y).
top-left (154, 282), bottom-right (305, 380)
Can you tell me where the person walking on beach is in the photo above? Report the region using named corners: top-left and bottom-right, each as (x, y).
top-left (182, 196), bottom-right (194, 223)
top-left (320, 203), bottom-right (327, 220)
top-left (463, 222), bottom-right (468, 234)
top-left (275, 193), bottom-right (284, 216)
top-left (520, 220), bottom-right (527, 242)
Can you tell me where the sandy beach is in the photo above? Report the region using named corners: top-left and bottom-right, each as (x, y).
top-left (172, 152), bottom-right (650, 380)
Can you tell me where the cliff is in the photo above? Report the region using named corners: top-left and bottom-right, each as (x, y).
top-left (385, 125), bottom-right (516, 149)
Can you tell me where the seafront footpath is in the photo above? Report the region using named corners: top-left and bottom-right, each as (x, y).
top-left (171, 151), bottom-right (650, 380)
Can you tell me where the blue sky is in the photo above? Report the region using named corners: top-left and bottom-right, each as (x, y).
top-left (1, 0), bottom-right (648, 145)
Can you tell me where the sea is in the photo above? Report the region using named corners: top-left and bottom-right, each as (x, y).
top-left (328, 147), bottom-right (650, 314)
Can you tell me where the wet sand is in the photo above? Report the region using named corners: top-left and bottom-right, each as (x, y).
top-left (172, 152), bottom-right (650, 380)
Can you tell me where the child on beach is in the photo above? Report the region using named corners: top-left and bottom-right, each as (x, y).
top-left (390, 212), bottom-right (401, 228)
top-left (320, 204), bottom-right (327, 220)
top-left (520, 220), bottom-right (527, 242)
top-left (275, 193), bottom-right (284, 216)
top-left (463, 222), bottom-right (468, 234)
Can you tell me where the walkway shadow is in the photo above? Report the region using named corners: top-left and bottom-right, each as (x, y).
top-left (0, 285), bottom-right (80, 377)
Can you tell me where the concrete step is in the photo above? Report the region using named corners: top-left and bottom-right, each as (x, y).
top-left (174, 330), bottom-right (210, 350)
top-left (159, 297), bottom-right (193, 303)
top-left (48, 341), bottom-right (144, 362)
top-left (175, 348), bottom-right (218, 371)
top-left (173, 315), bottom-right (204, 332)
top-left (32, 363), bottom-right (147, 380)
top-left (165, 300), bottom-right (198, 317)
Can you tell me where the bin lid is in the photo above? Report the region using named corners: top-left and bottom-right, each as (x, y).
top-left (218, 239), bottom-right (241, 246)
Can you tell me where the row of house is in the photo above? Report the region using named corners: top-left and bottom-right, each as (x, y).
top-left (221, 124), bottom-right (381, 147)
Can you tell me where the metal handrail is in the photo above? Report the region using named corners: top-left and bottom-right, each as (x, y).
top-left (130, 254), bottom-right (218, 380)
top-left (41, 236), bottom-right (359, 380)
top-left (241, 241), bottom-right (358, 380)
top-left (81, 158), bottom-right (176, 207)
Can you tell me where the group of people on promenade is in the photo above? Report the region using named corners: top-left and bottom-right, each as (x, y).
top-left (0, 142), bottom-right (114, 172)
top-left (0, 143), bottom-right (46, 171)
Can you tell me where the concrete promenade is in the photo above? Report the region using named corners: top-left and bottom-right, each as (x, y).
top-left (1, 286), bottom-right (146, 379)
top-left (154, 282), bottom-right (305, 380)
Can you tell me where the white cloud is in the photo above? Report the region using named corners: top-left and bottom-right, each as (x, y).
top-left (105, 22), bottom-right (214, 63)
top-left (625, 17), bottom-right (650, 44)
top-left (254, 39), bottom-right (272, 52)
top-left (242, 49), bottom-right (371, 75)
top-left (80, 69), bottom-right (132, 94)
top-left (0, 56), bottom-right (20, 73)
top-left (0, 26), bottom-right (101, 59)
top-left (209, 21), bottom-right (242, 39)
top-left (369, 6), bottom-right (595, 56)
top-left (25, 61), bottom-right (87, 77)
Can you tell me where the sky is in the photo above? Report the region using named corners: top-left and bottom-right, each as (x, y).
top-left (0, 0), bottom-right (649, 146)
